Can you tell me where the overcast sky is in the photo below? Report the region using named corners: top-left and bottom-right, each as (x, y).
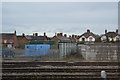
top-left (2, 2), bottom-right (118, 37)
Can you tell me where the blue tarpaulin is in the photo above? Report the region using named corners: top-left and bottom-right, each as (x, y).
top-left (25, 44), bottom-right (50, 56)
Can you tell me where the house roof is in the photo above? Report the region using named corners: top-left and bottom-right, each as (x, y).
top-left (25, 36), bottom-right (47, 40)
top-left (0, 33), bottom-right (16, 39)
top-left (79, 32), bottom-right (97, 38)
top-left (17, 36), bottom-right (26, 40)
top-left (101, 32), bottom-right (119, 38)
top-left (56, 36), bottom-right (71, 42)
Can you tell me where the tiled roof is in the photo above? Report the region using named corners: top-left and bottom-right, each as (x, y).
top-left (56, 36), bottom-right (71, 42)
top-left (17, 36), bottom-right (23, 38)
top-left (79, 32), bottom-right (97, 38)
top-left (25, 36), bottom-right (47, 40)
top-left (0, 33), bottom-right (16, 39)
top-left (17, 36), bottom-right (26, 40)
top-left (104, 32), bottom-right (118, 38)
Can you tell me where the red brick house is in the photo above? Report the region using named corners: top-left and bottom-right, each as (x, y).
top-left (16, 32), bottom-right (49, 48)
top-left (0, 31), bottom-right (17, 48)
top-left (25, 32), bottom-right (48, 41)
top-left (16, 33), bottom-right (28, 48)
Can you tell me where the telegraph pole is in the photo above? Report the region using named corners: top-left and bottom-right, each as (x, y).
top-left (118, 2), bottom-right (120, 80)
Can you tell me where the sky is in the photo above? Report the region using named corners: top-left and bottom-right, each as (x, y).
top-left (2, 2), bottom-right (118, 37)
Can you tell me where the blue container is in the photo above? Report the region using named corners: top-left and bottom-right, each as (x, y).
top-left (25, 44), bottom-right (50, 56)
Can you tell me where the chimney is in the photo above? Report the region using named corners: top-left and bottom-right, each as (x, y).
top-left (116, 29), bottom-right (118, 34)
top-left (87, 29), bottom-right (90, 33)
top-left (33, 33), bottom-right (35, 36)
top-left (105, 29), bottom-right (107, 34)
top-left (60, 33), bottom-right (63, 36)
top-left (22, 33), bottom-right (25, 37)
top-left (64, 34), bottom-right (67, 37)
top-left (57, 33), bottom-right (60, 36)
top-left (75, 35), bottom-right (77, 38)
top-left (72, 35), bottom-right (75, 38)
top-left (14, 30), bottom-right (16, 35)
top-left (35, 33), bottom-right (38, 36)
top-left (57, 33), bottom-right (63, 36)
top-left (44, 32), bottom-right (46, 36)
top-left (69, 35), bottom-right (71, 38)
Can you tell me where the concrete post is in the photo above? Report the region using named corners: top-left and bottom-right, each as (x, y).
top-left (101, 70), bottom-right (107, 80)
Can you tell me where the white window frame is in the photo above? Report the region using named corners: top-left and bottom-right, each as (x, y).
top-left (89, 37), bottom-right (93, 41)
top-left (4, 40), bottom-right (7, 43)
top-left (7, 44), bottom-right (12, 48)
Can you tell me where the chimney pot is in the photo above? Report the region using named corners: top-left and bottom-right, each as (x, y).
top-left (57, 33), bottom-right (63, 36)
top-left (60, 33), bottom-right (63, 36)
top-left (87, 29), bottom-right (90, 33)
top-left (35, 33), bottom-right (38, 36)
top-left (14, 30), bottom-right (16, 35)
top-left (105, 29), bottom-right (107, 34)
top-left (75, 35), bottom-right (77, 38)
top-left (116, 29), bottom-right (118, 34)
top-left (69, 35), bottom-right (71, 38)
top-left (64, 34), bottom-right (67, 37)
top-left (22, 33), bottom-right (25, 37)
top-left (72, 35), bottom-right (75, 38)
top-left (57, 33), bottom-right (60, 36)
top-left (44, 32), bottom-right (46, 36)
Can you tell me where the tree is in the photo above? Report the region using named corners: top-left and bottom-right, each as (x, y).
top-left (95, 37), bottom-right (101, 42)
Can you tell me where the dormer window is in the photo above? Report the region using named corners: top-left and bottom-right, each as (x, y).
top-left (89, 37), bottom-right (93, 41)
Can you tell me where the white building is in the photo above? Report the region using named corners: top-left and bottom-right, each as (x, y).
top-left (78, 29), bottom-right (98, 42)
top-left (101, 29), bottom-right (120, 42)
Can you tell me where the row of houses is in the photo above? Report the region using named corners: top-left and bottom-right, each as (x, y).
top-left (0, 29), bottom-right (120, 49)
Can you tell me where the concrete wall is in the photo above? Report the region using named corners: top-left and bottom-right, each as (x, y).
top-left (59, 42), bottom-right (77, 58)
top-left (78, 43), bottom-right (119, 61)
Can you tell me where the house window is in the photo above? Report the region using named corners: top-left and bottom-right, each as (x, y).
top-left (7, 44), bottom-right (12, 48)
top-left (116, 37), bottom-right (119, 41)
top-left (89, 37), bottom-right (93, 41)
top-left (82, 38), bottom-right (85, 41)
top-left (10, 40), bottom-right (13, 43)
top-left (4, 40), bottom-right (7, 43)
top-left (102, 38), bottom-right (106, 41)
top-left (115, 36), bottom-right (120, 41)
top-left (101, 36), bottom-right (107, 41)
